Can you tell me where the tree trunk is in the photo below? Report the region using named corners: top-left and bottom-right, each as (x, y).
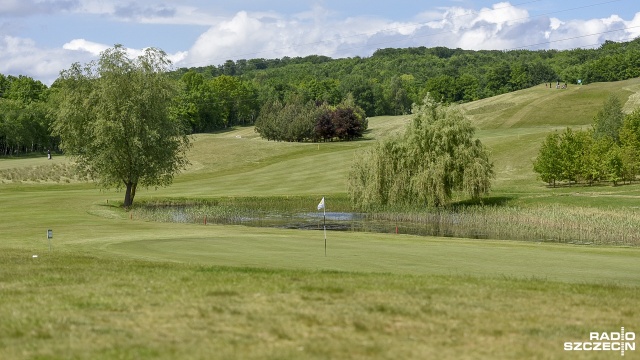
top-left (123, 181), bottom-right (137, 207)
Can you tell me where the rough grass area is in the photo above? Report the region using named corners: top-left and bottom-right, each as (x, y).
top-left (0, 162), bottom-right (89, 184)
top-left (1, 249), bottom-right (637, 360)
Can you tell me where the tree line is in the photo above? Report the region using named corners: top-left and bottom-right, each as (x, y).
top-left (2, 38), bottom-right (640, 155)
top-left (533, 96), bottom-right (640, 187)
top-left (0, 74), bottom-right (53, 155)
top-left (177, 38), bottom-right (640, 117)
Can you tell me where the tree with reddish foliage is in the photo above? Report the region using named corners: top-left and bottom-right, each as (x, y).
top-left (314, 106), bottom-right (334, 142)
top-left (332, 106), bottom-right (366, 141)
top-left (255, 95), bottom-right (367, 142)
top-left (328, 94), bottom-right (367, 141)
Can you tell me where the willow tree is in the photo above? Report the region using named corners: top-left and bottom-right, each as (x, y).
top-left (348, 95), bottom-right (493, 209)
top-left (52, 45), bottom-right (190, 207)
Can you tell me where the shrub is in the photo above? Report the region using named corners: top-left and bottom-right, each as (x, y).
top-left (255, 96), bottom-right (367, 142)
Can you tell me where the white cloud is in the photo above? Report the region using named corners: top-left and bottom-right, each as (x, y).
top-left (413, 2), bottom-right (639, 51)
top-left (434, 3), bottom-right (636, 51)
top-left (629, 12), bottom-right (640, 39)
top-left (168, 51), bottom-right (188, 64)
top-left (185, 8), bottom-right (421, 66)
top-left (182, 3), bottom-right (640, 67)
top-left (549, 18), bottom-right (563, 31)
top-left (544, 15), bottom-right (632, 49)
top-left (3, 2), bottom-right (640, 84)
top-left (63, 38), bottom-right (109, 55)
top-left (0, 35), bottom-right (92, 84)
top-left (63, 38), bottom-right (188, 66)
top-left (0, 36), bottom-right (187, 85)
top-left (471, 2), bottom-right (530, 30)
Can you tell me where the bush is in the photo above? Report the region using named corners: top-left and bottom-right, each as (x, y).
top-left (255, 96), bottom-right (367, 142)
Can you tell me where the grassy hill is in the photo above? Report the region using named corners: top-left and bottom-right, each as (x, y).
top-left (148, 78), bottom-right (640, 206)
top-left (1, 79), bottom-right (640, 359)
top-left (465, 78), bottom-right (640, 201)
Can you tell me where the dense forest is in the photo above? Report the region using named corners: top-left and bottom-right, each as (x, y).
top-left (0, 74), bottom-right (52, 156)
top-left (1, 38), bottom-right (639, 155)
top-left (175, 37), bottom-right (640, 118)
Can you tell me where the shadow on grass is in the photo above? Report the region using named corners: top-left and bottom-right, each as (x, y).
top-left (451, 196), bottom-right (515, 208)
top-left (0, 152), bottom-right (55, 160)
top-left (198, 126), bottom-right (246, 135)
top-left (541, 180), bottom-right (639, 189)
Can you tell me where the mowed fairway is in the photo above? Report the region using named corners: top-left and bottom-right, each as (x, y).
top-left (101, 227), bottom-right (640, 286)
top-left (1, 79), bottom-right (640, 359)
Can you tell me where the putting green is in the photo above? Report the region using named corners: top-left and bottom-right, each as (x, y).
top-left (99, 224), bottom-right (640, 286)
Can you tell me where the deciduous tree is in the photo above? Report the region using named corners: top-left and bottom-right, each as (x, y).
top-left (533, 131), bottom-right (562, 187)
top-left (53, 45), bottom-right (190, 207)
top-left (620, 109), bottom-right (640, 182)
top-left (593, 95), bottom-right (624, 143)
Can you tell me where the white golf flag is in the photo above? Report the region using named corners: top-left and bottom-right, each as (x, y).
top-left (317, 197), bottom-right (325, 210)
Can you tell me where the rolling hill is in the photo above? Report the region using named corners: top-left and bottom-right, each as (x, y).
top-left (143, 78), bottom-right (640, 203)
top-left (1, 79), bottom-right (640, 360)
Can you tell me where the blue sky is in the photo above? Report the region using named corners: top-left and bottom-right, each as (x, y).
top-left (1, 0), bottom-right (638, 84)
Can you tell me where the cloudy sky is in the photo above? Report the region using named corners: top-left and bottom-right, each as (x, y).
top-left (1, 0), bottom-right (639, 84)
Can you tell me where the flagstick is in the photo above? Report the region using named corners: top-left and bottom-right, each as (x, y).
top-left (317, 197), bottom-right (327, 256)
top-left (323, 205), bottom-right (327, 257)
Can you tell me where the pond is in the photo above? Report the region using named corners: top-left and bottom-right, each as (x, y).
top-left (132, 203), bottom-right (640, 245)
top-left (157, 208), bottom-right (486, 239)
top-left (222, 211), bottom-right (366, 231)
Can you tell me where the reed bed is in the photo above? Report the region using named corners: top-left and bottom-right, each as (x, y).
top-left (133, 196), bottom-right (353, 225)
top-left (132, 197), bottom-right (640, 246)
top-left (134, 200), bottom-right (258, 225)
top-left (371, 205), bottom-right (640, 246)
top-left (0, 163), bottom-right (89, 183)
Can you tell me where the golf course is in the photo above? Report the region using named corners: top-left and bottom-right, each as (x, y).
top-left (2, 79), bottom-right (640, 359)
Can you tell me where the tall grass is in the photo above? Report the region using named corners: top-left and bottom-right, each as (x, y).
top-left (371, 204), bottom-right (640, 246)
top-left (132, 196), bottom-right (353, 224)
top-left (130, 197), bottom-right (640, 246)
top-left (0, 163), bottom-right (90, 183)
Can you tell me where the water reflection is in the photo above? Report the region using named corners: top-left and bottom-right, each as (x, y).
top-left (238, 212), bottom-right (454, 237)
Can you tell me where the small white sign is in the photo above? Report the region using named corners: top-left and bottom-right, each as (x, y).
top-left (47, 229), bottom-right (52, 239)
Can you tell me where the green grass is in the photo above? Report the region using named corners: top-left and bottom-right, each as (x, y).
top-left (98, 227), bottom-right (640, 285)
top-left (2, 79), bottom-right (640, 359)
top-left (1, 249), bottom-right (638, 360)
top-left (462, 79), bottom-right (640, 129)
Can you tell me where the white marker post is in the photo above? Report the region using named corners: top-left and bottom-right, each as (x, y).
top-left (47, 229), bottom-right (52, 251)
top-left (317, 197), bottom-right (326, 256)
